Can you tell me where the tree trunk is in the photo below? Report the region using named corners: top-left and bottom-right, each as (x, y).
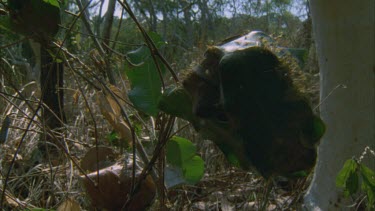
top-left (147, 0), bottom-right (157, 32)
top-left (40, 47), bottom-right (65, 135)
top-left (197, 0), bottom-right (211, 46)
top-left (102, 0), bottom-right (116, 48)
top-left (181, 1), bottom-right (193, 47)
top-left (304, 0), bottom-right (375, 210)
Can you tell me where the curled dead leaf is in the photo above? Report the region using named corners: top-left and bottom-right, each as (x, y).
top-left (81, 163), bottom-right (156, 211)
top-left (72, 89), bottom-right (80, 105)
top-left (97, 86), bottom-right (133, 146)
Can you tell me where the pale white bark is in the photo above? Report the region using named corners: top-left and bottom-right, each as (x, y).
top-left (304, 0), bottom-right (375, 210)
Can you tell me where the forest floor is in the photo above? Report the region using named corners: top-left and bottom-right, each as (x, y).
top-left (0, 59), bottom-right (319, 210)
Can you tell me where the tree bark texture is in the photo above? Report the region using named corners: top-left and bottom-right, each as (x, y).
top-left (40, 47), bottom-right (65, 133)
top-left (304, 0), bottom-right (375, 210)
top-left (102, 0), bottom-right (116, 48)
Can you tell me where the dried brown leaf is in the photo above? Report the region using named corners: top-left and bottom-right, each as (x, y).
top-left (81, 163), bottom-right (156, 211)
top-left (57, 198), bottom-right (81, 211)
top-left (72, 89), bottom-right (80, 105)
top-left (96, 86), bottom-right (133, 146)
top-left (5, 195), bottom-right (19, 208)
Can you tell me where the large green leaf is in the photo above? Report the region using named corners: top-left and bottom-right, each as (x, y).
top-left (182, 155), bottom-right (204, 184)
top-left (360, 164), bottom-right (375, 207)
top-left (360, 164), bottom-right (375, 187)
top-left (125, 33), bottom-right (166, 117)
top-left (166, 136), bottom-right (196, 166)
top-left (147, 31), bottom-right (167, 48)
top-left (336, 159), bottom-right (359, 197)
top-left (158, 86), bottom-right (197, 124)
top-left (336, 159), bottom-right (358, 187)
top-left (166, 136), bottom-right (204, 185)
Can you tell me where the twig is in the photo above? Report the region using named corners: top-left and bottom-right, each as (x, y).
top-left (0, 37), bottom-right (29, 49)
top-left (117, 0), bottom-right (179, 84)
top-left (75, 0), bottom-right (116, 84)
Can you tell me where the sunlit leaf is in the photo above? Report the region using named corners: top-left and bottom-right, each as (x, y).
top-left (182, 155), bottom-right (204, 184)
top-left (166, 136), bottom-right (196, 166)
top-left (166, 136), bottom-right (204, 185)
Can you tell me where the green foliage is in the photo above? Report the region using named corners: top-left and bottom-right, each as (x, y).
top-left (336, 158), bottom-right (375, 208)
top-left (360, 164), bottom-right (375, 206)
top-left (158, 86), bottom-right (197, 124)
top-left (160, 44), bottom-right (323, 178)
top-left (107, 131), bottom-right (119, 143)
top-left (125, 32), bottom-right (166, 117)
top-left (166, 136), bottom-right (204, 184)
top-left (312, 116), bottom-right (326, 140)
top-left (158, 85), bottom-right (247, 169)
top-left (0, 16), bottom-right (12, 32)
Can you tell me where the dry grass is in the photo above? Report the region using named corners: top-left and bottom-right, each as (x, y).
top-left (0, 41), bottom-right (320, 210)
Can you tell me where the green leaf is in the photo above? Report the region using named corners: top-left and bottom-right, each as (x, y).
top-left (360, 164), bottom-right (375, 207)
top-left (158, 86), bottom-right (196, 122)
top-left (362, 179), bottom-right (375, 208)
top-left (43, 0), bottom-right (60, 7)
top-left (107, 131), bottom-right (119, 143)
top-left (360, 164), bottom-right (375, 187)
top-left (147, 31), bottom-right (167, 48)
top-left (312, 116), bottom-right (326, 140)
top-left (182, 155), bottom-right (204, 184)
top-left (166, 136), bottom-right (196, 166)
top-left (336, 159), bottom-right (359, 197)
top-left (344, 172), bottom-right (359, 197)
top-left (126, 33), bottom-right (166, 117)
top-left (336, 159), bottom-right (358, 188)
top-left (288, 170), bottom-right (309, 178)
top-left (166, 136), bottom-right (204, 185)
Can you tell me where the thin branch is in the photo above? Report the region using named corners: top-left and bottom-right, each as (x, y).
top-left (75, 0), bottom-right (116, 84)
top-left (117, 0), bottom-right (179, 84)
top-left (0, 37), bottom-right (29, 49)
